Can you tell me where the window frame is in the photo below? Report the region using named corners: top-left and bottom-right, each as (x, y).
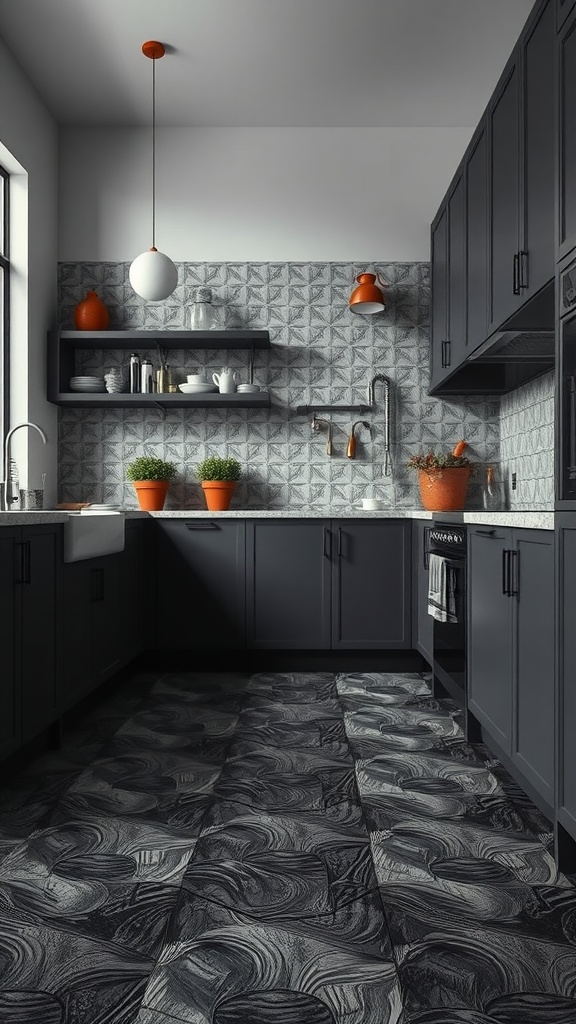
top-left (0, 164), bottom-right (9, 443)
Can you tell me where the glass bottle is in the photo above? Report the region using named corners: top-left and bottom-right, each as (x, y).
top-left (188, 286), bottom-right (219, 330)
top-left (482, 465), bottom-right (502, 510)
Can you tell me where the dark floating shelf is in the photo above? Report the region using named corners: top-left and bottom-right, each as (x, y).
top-left (57, 329), bottom-right (271, 350)
top-left (52, 391), bottom-right (271, 410)
top-left (296, 404), bottom-right (373, 415)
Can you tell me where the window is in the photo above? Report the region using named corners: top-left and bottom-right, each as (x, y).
top-left (0, 164), bottom-right (8, 441)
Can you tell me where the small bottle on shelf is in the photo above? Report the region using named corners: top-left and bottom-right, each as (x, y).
top-left (188, 287), bottom-right (219, 330)
top-left (129, 353), bottom-right (141, 393)
top-left (141, 358), bottom-right (154, 393)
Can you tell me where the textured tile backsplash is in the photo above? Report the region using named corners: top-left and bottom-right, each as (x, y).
top-left (58, 261), bottom-right (504, 510)
top-left (500, 370), bottom-right (555, 510)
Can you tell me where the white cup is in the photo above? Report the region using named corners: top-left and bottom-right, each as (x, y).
top-left (212, 367), bottom-right (237, 393)
top-left (362, 497), bottom-right (383, 510)
top-left (187, 373), bottom-right (209, 384)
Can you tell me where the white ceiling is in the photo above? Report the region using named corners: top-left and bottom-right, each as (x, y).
top-left (0, 0), bottom-right (534, 128)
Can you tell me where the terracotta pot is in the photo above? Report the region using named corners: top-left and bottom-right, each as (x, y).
top-left (74, 290), bottom-right (109, 331)
top-left (201, 480), bottom-right (237, 511)
top-left (418, 467), bottom-right (472, 511)
top-left (132, 479), bottom-right (170, 511)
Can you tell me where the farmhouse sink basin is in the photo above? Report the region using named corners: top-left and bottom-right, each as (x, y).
top-left (63, 510), bottom-right (125, 563)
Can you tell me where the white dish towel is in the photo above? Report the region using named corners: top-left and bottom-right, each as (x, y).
top-left (428, 553), bottom-right (458, 623)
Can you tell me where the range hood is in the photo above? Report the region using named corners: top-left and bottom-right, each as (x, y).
top-left (430, 279), bottom-right (555, 395)
top-left (468, 280), bottom-right (555, 365)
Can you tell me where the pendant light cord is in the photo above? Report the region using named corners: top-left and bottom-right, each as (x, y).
top-left (152, 55), bottom-right (156, 250)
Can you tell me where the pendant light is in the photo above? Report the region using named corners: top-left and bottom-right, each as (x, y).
top-left (349, 272), bottom-right (386, 314)
top-left (129, 40), bottom-right (178, 302)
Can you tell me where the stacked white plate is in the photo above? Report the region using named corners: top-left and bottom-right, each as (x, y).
top-left (178, 382), bottom-right (217, 394)
top-left (70, 375), bottom-right (106, 393)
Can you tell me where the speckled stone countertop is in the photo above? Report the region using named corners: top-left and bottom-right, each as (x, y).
top-left (0, 509), bottom-right (555, 529)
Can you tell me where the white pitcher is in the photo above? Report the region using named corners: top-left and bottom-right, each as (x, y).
top-left (212, 367), bottom-right (237, 393)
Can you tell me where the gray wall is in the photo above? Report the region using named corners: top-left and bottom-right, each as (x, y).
top-left (500, 370), bottom-right (555, 510)
top-left (58, 260), bottom-right (503, 510)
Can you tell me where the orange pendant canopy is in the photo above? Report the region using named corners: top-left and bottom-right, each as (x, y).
top-left (349, 273), bottom-right (386, 314)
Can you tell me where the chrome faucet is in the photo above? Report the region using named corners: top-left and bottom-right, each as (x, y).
top-left (367, 372), bottom-right (390, 408)
top-left (367, 373), bottom-right (393, 476)
top-left (2, 422), bottom-right (47, 510)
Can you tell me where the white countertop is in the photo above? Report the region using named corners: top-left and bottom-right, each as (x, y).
top-left (0, 508), bottom-right (555, 529)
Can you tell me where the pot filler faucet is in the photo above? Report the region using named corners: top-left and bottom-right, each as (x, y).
top-left (2, 422), bottom-right (47, 510)
top-left (367, 373), bottom-right (392, 476)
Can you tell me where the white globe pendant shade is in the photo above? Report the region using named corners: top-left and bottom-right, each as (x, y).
top-left (129, 248), bottom-right (178, 301)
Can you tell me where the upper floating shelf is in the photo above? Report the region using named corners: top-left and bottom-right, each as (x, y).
top-left (57, 329), bottom-right (271, 349)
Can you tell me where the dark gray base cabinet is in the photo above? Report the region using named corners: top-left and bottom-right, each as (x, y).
top-left (556, 514), bottom-right (576, 844)
top-left (246, 519), bottom-right (411, 650)
top-left (412, 520), bottom-right (433, 665)
top-left (61, 553), bottom-right (122, 709)
top-left (156, 519), bottom-right (246, 649)
top-left (0, 524), bottom-right (60, 759)
top-left (468, 526), bottom-right (554, 810)
top-left (246, 520), bottom-right (331, 649)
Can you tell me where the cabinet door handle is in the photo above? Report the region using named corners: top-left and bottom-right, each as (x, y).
top-left (423, 526), bottom-right (431, 570)
top-left (15, 541), bottom-right (24, 585)
top-left (502, 548), bottom-right (510, 595)
top-left (510, 549), bottom-right (519, 597)
top-left (323, 526), bottom-right (331, 560)
top-left (22, 540), bottom-right (31, 585)
top-left (445, 338), bottom-right (451, 367)
top-left (513, 253), bottom-right (521, 295)
top-left (91, 568), bottom-right (103, 602)
top-left (477, 529), bottom-right (496, 536)
top-left (441, 340), bottom-right (447, 368)
top-left (184, 522), bottom-right (219, 530)
top-left (519, 250), bottom-right (528, 290)
top-left (337, 527), bottom-right (343, 558)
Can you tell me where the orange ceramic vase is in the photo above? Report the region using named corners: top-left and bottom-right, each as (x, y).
top-left (201, 481), bottom-right (237, 511)
top-left (132, 480), bottom-right (170, 511)
top-left (418, 467), bottom-right (471, 511)
top-left (74, 290), bottom-right (109, 330)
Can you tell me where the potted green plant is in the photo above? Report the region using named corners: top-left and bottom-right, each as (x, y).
top-left (196, 455), bottom-right (241, 511)
top-left (126, 455), bottom-right (177, 511)
top-left (407, 441), bottom-right (474, 511)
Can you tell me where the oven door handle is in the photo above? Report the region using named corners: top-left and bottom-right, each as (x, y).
top-left (423, 526), bottom-right (431, 570)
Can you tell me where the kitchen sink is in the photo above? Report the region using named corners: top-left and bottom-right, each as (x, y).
top-left (63, 510), bottom-right (125, 563)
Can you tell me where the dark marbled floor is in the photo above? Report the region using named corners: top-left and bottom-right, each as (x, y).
top-left (0, 670), bottom-right (574, 1023)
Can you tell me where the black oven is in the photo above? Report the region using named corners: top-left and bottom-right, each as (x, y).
top-left (428, 523), bottom-right (467, 704)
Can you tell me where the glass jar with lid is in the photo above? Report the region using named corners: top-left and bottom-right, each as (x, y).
top-left (188, 286), bottom-right (220, 330)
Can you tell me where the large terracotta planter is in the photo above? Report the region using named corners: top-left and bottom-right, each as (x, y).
top-left (74, 290), bottom-right (109, 330)
top-left (418, 467), bottom-right (472, 511)
top-left (132, 480), bottom-right (170, 511)
top-left (201, 480), bottom-right (237, 511)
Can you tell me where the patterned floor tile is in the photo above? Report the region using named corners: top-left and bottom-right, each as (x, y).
top-left (0, 910), bottom-right (152, 1023)
top-left (141, 895), bottom-right (401, 1024)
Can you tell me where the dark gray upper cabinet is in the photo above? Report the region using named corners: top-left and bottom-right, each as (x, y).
top-left (468, 525), bottom-right (555, 812)
top-left (557, 7), bottom-right (576, 260)
top-left (465, 123), bottom-right (489, 355)
top-left (156, 519), bottom-right (246, 650)
top-left (412, 520), bottom-right (433, 665)
top-left (489, 0), bottom-right (554, 330)
top-left (468, 527), bottom-right (514, 752)
top-left (557, 0), bottom-right (576, 33)
top-left (488, 53), bottom-right (522, 332)
top-left (521, 0), bottom-right (555, 297)
top-left (430, 175), bottom-right (466, 390)
top-left (332, 520), bottom-right (411, 649)
top-left (246, 520), bottom-right (331, 649)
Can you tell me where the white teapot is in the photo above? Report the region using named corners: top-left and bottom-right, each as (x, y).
top-left (212, 367), bottom-right (237, 393)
